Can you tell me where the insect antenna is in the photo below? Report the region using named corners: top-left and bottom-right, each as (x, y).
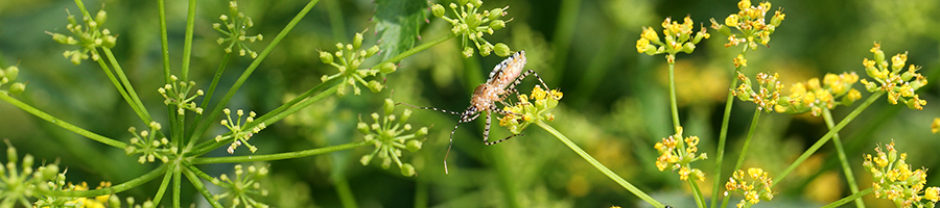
top-left (396, 102), bottom-right (462, 116)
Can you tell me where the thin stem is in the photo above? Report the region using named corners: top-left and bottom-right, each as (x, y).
top-left (189, 83), bottom-right (339, 156)
top-left (93, 51), bottom-right (149, 123)
top-left (710, 77), bottom-right (738, 208)
top-left (181, 0), bottom-right (197, 81)
top-left (820, 188), bottom-right (872, 208)
top-left (772, 91), bottom-right (883, 188)
top-left (103, 48), bottom-right (151, 123)
top-left (191, 0), bottom-right (322, 146)
top-left (535, 121), bottom-right (665, 208)
top-left (192, 141), bottom-right (367, 164)
top-left (0, 93), bottom-right (125, 148)
top-left (54, 165), bottom-right (167, 197)
top-left (326, 0), bottom-right (347, 42)
top-left (182, 166), bottom-right (224, 208)
top-left (372, 33), bottom-right (456, 68)
top-left (152, 164), bottom-right (176, 206)
top-left (197, 53), bottom-right (232, 119)
top-left (823, 108), bottom-right (865, 208)
top-left (667, 62), bottom-right (680, 132)
top-left (173, 166), bottom-right (181, 208)
top-left (721, 109), bottom-right (761, 208)
top-left (333, 174), bottom-right (359, 208)
top-left (688, 179), bottom-right (707, 208)
top-left (157, 0), bottom-right (171, 83)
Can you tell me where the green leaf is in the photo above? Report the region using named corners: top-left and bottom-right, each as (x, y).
top-left (374, 0), bottom-right (428, 61)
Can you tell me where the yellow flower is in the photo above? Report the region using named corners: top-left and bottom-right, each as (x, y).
top-left (726, 167), bottom-right (775, 208)
top-left (932, 118), bottom-right (940, 134)
top-left (864, 141), bottom-right (939, 207)
top-left (860, 43), bottom-right (928, 110)
top-left (926, 187), bottom-right (940, 202)
top-left (653, 127), bottom-right (707, 181)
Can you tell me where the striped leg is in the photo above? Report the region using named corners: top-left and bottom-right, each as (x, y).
top-left (485, 133), bottom-right (522, 145)
top-left (397, 102), bottom-right (463, 116)
top-left (482, 111), bottom-right (493, 145)
top-left (508, 70), bottom-right (549, 92)
top-left (444, 108), bottom-right (479, 175)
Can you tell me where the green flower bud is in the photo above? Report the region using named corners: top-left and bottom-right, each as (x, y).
top-left (384, 99), bottom-right (395, 115)
top-left (319, 51), bottom-right (333, 64)
top-left (9, 83), bottom-right (25, 94)
top-left (463, 47), bottom-right (474, 57)
top-left (431, 4), bottom-right (445, 17)
top-left (494, 43), bottom-right (511, 57)
top-left (5, 66), bottom-right (18, 81)
top-left (96, 10), bottom-right (108, 25)
top-left (379, 62), bottom-right (397, 74)
top-left (51, 33), bottom-right (69, 44)
top-left (416, 127), bottom-right (428, 137)
top-left (367, 80), bottom-right (384, 93)
top-left (406, 140), bottom-right (422, 152)
top-left (367, 46), bottom-right (380, 57)
top-left (357, 122), bottom-right (370, 134)
top-left (400, 163), bottom-right (416, 176)
top-left (489, 20), bottom-right (506, 30)
top-left (400, 109), bottom-right (412, 122)
top-left (353, 33), bottom-right (364, 49)
top-left (488, 8), bottom-right (504, 20)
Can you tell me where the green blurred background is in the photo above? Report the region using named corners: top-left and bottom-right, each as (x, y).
top-left (1, 0), bottom-right (939, 207)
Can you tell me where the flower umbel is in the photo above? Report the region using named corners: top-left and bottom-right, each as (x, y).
top-left (774, 72), bottom-right (861, 116)
top-left (213, 0), bottom-right (263, 58)
top-left (860, 43), bottom-right (928, 110)
top-left (431, 0), bottom-right (513, 57)
top-left (125, 121), bottom-right (176, 163)
top-left (158, 75), bottom-right (205, 115)
top-left (734, 72), bottom-right (782, 112)
top-left (215, 108), bottom-right (266, 154)
top-left (498, 86), bottom-right (563, 134)
top-left (0, 142), bottom-right (61, 207)
top-left (211, 164), bottom-right (270, 208)
top-left (47, 9), bottom-right (117, 65)
top-left (0, 66), bottom-right (26, 95)
top-left (863, 141), bottom-right (939, 207)
top-left (710, 0), bottom-right (785, 50)
top-left (636, 16), bottom-right (710, 63)
top-left (358, 99), bottom-right (428, 177)
top-left (319, 32), bottom-right (395, 96)
top-left (725, 168), bottom-right (774, 208)
top-left (654, 127), bottom-right (707, 181)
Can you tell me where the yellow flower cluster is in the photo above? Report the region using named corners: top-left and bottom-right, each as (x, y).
top-left (775, 72), bottom-right (862, 116)
top-left (863, 141), bottom-right (939, 207)
top-left (860, 43), bottom-right (928, 110)
top-left (636, 16), bottom-right (710, 63)
top-left (734, 72), bottom-right (781, 112)
top-left (725, 168), bottom-right (774, 208)
top-left (65, 182), bottom-right (113, 208)
top-left (710, 0), bottom-right (785, 50)
top-left (654, 127), bottom-right (707, 181)
top-left (932, 118), bottom-right (940, 134)
top-left (499, 86), bottom-right (563, 134)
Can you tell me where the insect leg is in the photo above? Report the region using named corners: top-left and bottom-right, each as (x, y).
top-left (482, 110), bottom-right (492, 144)
top-left (396, 102), bottom-right (462, 116)
top-left (508, 70), bottom-right (549, 92)
top-left (444, 108), bottom-right (479, 175)
top-left (484, 133), bottom-right (523, 145)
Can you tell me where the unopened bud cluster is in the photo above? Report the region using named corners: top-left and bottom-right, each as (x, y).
top-left (158, 75), bottom-right (204, 115)
top-left (710, 0), bottom-right (785, 50)
top-left (125, 121), bottom-right (176, 164)
top-left (860, 43), bottom-right (928, 110)
top-left (0, 142), bottom-right (62, 205)
top-left (319, 32), bottom-right (395, 96)
top-left (654, 127), bottom-right (707, 182)
top-left (213, 0), bottom-right (263, 58)
top-left (0, 66), bottom-right (26, 95)
top-left (431, 0), bottom-right (512, 57)
top-left (863, 141), bottom-right (939, 207)
top-left (358, 99), bottom-right (428, 177)
top-left (498, 86), bottom-right (563, 134)
top-left (215, 108), bottom-right (266, 154)
top-left (211, 164), bottom-right (270, 208)
top-left (775, 72), bottom-right (861, 116)
top-left (636, 16), bottom-right (710, 63)
top-left (48, 9), bottom-right (117, 65)
top-left (734, 72), bottom-right (782, 112)
top-left (725, 168), bottom-right (774, 208)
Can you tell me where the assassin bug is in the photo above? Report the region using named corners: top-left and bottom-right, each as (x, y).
top-left (401, 50), bottom-right (548, 174)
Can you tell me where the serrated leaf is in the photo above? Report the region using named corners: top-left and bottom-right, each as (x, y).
top-left (374, 0), bottom-right (429, 61)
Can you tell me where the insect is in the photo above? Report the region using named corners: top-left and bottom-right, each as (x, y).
top-left (401, 50), bottom-right (548, 174)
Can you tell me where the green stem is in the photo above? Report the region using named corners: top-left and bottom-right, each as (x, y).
top-left (151, 164), bottom-right (176, 206)
top-left (667, 61), bottom-right (680, 132)
top-left (103, 48), bottom-right (151, 123)
top-left (535, 121), bottom-right (665, 208)
top-left (157, 0), bottom-right (171, 83)
top-left (181, 0), bottom-right (196, 81)
top-left (822, 108), bottom-right (865, 208)
top-left (549, 0), bottom-right (580, 82)
top-left (186, 53), bottom-right (232, 146)
top-left (326, 0), bottom-right (347, 42)
top-left (721, 109), bottom-right (761, 208)
top-left (710, 77), bottom-right (738, 208)
top-left (772, 91), bottom-right (883, 188)
top-left (0, 93), bottom-right (125, 148)
top-left (54, 165), bottom-right (166, 197)
top-left (372, 33), bottom-right (456, 68)
top-left (688, 179), bottom-right (707, 208)
top-left (333, 174), bottom-right (359, 208)
top-left (93, 51), bottom-right (149, 124)
top-left (173, 167), bottom-right (181, 208)
top-left (192, 141), bottom-right (367, 164)
top-left (182, 165), bottom-right (224, 208)
top-left (190, 0), bottom-right (322, 146)
top-left (188, 83), bottom-right (339, 156)
top-left (820, 188), bottom-right (872, 208)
